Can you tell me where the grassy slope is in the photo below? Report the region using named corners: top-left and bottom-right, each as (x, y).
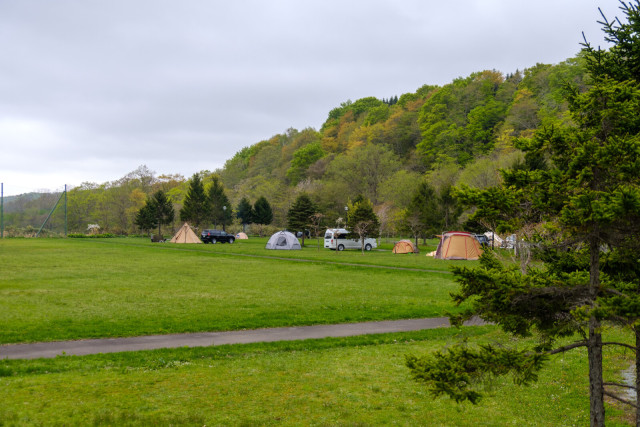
top-left (0, 238), bottom-right (463, 344)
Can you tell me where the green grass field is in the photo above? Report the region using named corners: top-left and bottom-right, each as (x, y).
top-left (0, 237), bottom-right (634, 425)
top-left (0, 237), bottom-right (461, 344)
top-left (0, 327), bottom-right (633, 425)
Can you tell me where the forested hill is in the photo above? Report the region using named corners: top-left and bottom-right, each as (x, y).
top-left (216, 56), bottom-right (586, 220)
top-left (4, 55), bottom-right (587, 235)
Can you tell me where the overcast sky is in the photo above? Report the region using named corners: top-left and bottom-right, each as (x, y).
top-left (0, 0), bottom-right (625, 196)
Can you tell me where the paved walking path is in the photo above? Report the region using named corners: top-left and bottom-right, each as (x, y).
top-left (0, 317), bottom-right (485, 360)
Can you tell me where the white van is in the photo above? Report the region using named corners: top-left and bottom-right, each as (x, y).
top-left (324, 228), bottom-right (377, 251)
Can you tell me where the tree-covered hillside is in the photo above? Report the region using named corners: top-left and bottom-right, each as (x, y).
top-left (2, 55), bottom-right (589, 236)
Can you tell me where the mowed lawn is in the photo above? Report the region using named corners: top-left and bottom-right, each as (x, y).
top-left (0, 238), bottom-right (634, 425)
top-left (0, 327), bottom-right (633, 426)
top-left (0, 238), bottom-right (463, 344)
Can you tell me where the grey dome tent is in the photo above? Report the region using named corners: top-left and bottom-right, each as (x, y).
top-left (265, 231), bottom-right (301, 250)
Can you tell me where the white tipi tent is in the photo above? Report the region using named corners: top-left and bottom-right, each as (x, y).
top-left (170, 223), bottom-right (202, 244)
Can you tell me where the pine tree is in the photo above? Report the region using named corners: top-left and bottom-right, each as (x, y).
top-left (406, 4), bottom-right (640, 424)
top-left (253, 196), bottom-right (273, 236)
top-left (346, 197), bottom-right (380, 253)
top-left (180, 174), bottom-right (208, 229)
top-left (134, 202), bottom-right (157, 234)
top-left (135, 190), bottom-right (174, 237)
top-left (286, 193), bottom-right (317, 247)
top-left (207, 175), bottom-right (232, 230)
top-left (236, 197), bottom-right (254, 232)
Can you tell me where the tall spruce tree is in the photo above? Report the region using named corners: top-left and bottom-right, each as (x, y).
top-left (346, 197), bottom-right (380, 253)
top-left (286, 193), bottom-right (317, 247)
top-left (403, 181), bottom-right (442, 246)
top-left (252, 196), bottom-right (273, 236)
top-left (135, 190), bottom-right (174, 237)
top-left (207, 175), bottom-right (232, 230)
top-left (236, 197), bottom-right (254, 233)
top-left (406, 3), bottom-right (640, 425)
top-left (180, 174), bottom-right (208, 229)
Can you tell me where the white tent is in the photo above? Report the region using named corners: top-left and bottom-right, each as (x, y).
top-left (265, 231), bottom-right (301, 250)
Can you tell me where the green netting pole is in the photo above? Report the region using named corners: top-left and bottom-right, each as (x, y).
top-left (36, 190), bottom-right (65, 238)
top-left (1, 183), bottom-right (3, 239)
top-left (64, 184), bottom-right (67, 237)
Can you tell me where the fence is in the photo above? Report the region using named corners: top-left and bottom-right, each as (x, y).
top-left (0, 183), bottom-right (68, 238)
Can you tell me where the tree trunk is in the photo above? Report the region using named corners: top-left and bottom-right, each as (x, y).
top-left (589, 236), bottom-right (605, 427)
top-left (588, 317), bottom-right (605, 427)
top-left (636, 327), bottom-right (640, 426)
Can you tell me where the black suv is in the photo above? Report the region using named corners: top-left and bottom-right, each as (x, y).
top-left (201, 229), bottom-right (235, 244)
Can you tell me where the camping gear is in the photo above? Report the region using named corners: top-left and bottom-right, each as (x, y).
top-left (235, 232), bottom-right (248, 239)
top-left (434, 231), bottom-right (482, 260)
top-left (483, 231), bottom-right (503, 247)
top-left (392, 240), bottom-right (419, 254)
top-left (170, 223), bottom-right (202, 244)
top-left (265, 231), bottom-right (301, 250)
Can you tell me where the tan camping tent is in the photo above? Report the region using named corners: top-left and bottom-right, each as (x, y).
top-left (170, 223), bottom-right (202, 244)
top-left (434, 231), bottom-right (482, 260)
top-left (392, 240), bottom-right (419, 254)
top-left (235, 232), bottom-right (249, 239)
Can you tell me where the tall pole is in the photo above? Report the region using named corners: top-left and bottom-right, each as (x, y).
top-left (64, 184), bottom-right (68, 237)
top-left (1, 183), bottom-right (4, 239)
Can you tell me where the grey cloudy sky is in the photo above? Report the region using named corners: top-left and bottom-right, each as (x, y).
top-left (0, 0), bottom-right (624, 196)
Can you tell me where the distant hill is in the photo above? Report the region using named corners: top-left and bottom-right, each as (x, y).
top-left (3, 55), bottom-right (588, 235)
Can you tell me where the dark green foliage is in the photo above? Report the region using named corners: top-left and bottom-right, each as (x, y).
top-left (134, 202), bottom-right (157, 233)
top-left (207, 175), bottom-right (232, 229)
top-left (252, 196), bottom-right (273, 226)
top-left (346, 197), bottom-right (380, 251)
top-left (236, 197), bottom-right (254, 229)
top-left (402, 182), bottom-right (440, 241)
top-left (406, 343), bottom-right (547, 404)
top-left (180, 174), bottom-right (208, 228)
top-left (407, 4), bottom-right (640, 424)
top-left (286, 193), bottom-right (317, 246)
top-left (136, 190), bottom-right (174, 236)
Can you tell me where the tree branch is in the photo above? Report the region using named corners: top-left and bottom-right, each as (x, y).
top-left (604, 382), bottom-right (637, 391)
top-left (601, 341), bottom-right (637, 351)
top-left (603, 390), bottom-right (639, 409)
top-left (547, 341), bottom-right (588, 355)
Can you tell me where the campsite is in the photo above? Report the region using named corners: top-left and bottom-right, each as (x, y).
top-left (0, 236), bottom-right (635, 425)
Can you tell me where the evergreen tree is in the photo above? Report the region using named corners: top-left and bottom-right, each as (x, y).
top-left (180, 174), bottom-right (208, 229)
top-left (286, 193), bottom-right (317, 246)
top-left (150, 190), bottom-right (174, 237)
top-left (207, 175), bottom-right (232, 230)
top-left (236, 197), bottom-right (254, 233)
top-left (406, 4), bottom-right (640, 424)
top-left (346, 197), bottom-right (380, 252)
top-left (253, 196), bottom-right (273, 236)
top-left (403, 182), bottom-right (441, 246)
top-left (134, 202), bottom-right (156, 234)
top-left (135, 190), bottom-right (174, 237)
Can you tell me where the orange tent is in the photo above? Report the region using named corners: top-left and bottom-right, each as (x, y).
top-left (235, 232), bottom-right (249, 239)
top-left (392, 240), bottom-right (419, 254)
top-left (434, 231), bottom-right (482, 260)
